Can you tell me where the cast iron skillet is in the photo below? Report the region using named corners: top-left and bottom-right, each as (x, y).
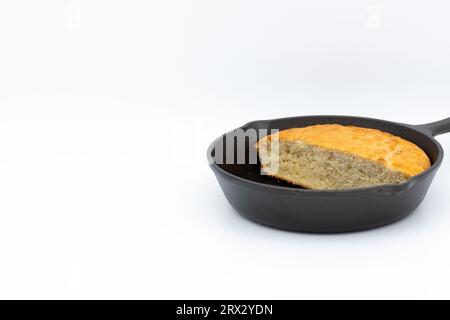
top-left (207, 115), bottom-right (450, 233)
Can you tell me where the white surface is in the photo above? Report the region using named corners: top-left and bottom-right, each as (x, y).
top-left (0, 0), bottom-right (450, 299)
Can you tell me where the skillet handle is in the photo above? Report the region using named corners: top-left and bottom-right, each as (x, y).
top-left (414, 118), bottom-right (450, 137)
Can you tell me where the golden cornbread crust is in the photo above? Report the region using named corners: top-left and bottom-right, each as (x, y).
top-left (260, 124), bottom-right (431, 177)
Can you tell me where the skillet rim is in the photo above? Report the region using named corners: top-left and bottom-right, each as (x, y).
top-left (207, 115), bottom-right (444, 195)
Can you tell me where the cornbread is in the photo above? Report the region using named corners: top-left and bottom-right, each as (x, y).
top-left (256, 124), bottom-right (431, 190)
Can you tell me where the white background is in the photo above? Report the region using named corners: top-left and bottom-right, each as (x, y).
top-left (0, 0), bottom-right (450, 299)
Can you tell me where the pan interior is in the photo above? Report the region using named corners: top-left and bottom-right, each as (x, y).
top-left (211, 116), bottom-right (440, 189)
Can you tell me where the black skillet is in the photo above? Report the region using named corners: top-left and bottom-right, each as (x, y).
top-left (207, 115), bottom-right (450, 233)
